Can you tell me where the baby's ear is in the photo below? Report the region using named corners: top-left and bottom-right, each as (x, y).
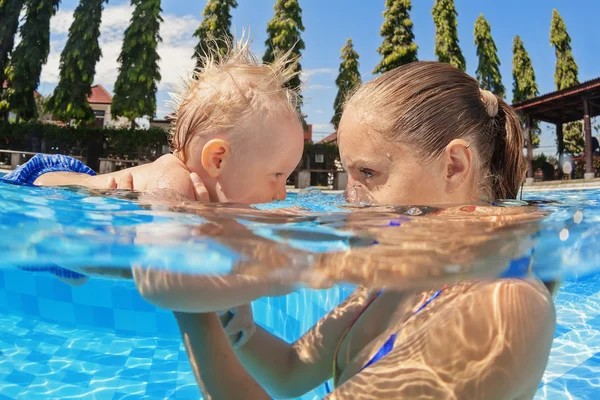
top-left (201, 139), bottom-right (231, 178)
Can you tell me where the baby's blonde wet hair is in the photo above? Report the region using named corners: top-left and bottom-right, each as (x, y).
top-left (169, 37), bottom-right (301, 162)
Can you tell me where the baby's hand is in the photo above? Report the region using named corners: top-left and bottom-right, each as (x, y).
top-left (105, 172), bottom-right (134, 190)
top-left (218, 304), bottom-right (256, 349)
top-left (190, 173), bottom-right (209, 203)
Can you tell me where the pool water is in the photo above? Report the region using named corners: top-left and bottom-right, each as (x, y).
top-left (0, 180), bottom-right (600, 399)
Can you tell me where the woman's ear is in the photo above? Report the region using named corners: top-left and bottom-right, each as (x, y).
top-left (443, 139), bottom-right (472, 193)
top-left (201, 139), bottom-right (231, 178)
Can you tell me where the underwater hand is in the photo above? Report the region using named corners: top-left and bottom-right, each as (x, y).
top-left (218, 304), bottom-right (256, 349)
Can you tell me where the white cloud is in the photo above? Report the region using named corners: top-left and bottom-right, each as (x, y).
top-left (306, 84), bottom-right (332, 90)
top-left (311, 123), bottom-right (334, 133)
top-left (40, 3), bottom-right (199, 102)
top-left (315, 110), bottom-right (324, 114)
top-left (300, 67), bottom-right (336, 83)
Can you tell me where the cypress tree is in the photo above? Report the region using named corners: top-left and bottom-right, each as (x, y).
top-left (46, 0), bottom-right (106, 123)
top-left (263, 0), bottom-right (305, 121)
top-left (512, 35), bottom-right (540, 148)
top-left (1, 0), bottom-right (60, 120)
top-left (192, 0), bottom-right (238, 72)
top-left (111, 0), bottom-right (163, 126)
top-left (0, 0), bottom-right (25, 100)
top-left (431, 0), bottom-right (465, 71)
top-left (550, 9), bottom-right (583, 155)
top-left (373, 0), bottom-right (418, 74)
top-left (331, 38), bottom-right (361, 130)
top-left (550, 9), bottom-right (579, 90)
top-left (474, 14), bottom-right (504, 98)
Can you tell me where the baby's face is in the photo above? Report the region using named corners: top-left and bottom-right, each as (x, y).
top-left (217, 115), bottom-right (304, 204)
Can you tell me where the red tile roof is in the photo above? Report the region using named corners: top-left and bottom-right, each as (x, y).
top-left (87, 84), bottom-right (112, 104)
top-left (318, 132), bottom-right (337, 144)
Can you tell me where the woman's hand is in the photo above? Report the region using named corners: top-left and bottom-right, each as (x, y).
top-left (218, 304), bottom-right (256, 349)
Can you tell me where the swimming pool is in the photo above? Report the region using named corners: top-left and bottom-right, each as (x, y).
top-left (0, 181), bottom-right (599, 399)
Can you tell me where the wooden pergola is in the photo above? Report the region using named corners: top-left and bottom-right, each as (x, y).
top-left (512, 77), bottom-right (600, 180)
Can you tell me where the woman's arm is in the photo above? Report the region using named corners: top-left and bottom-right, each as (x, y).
top-left (224, 288), bottom-right (369, 398)
top-left (175, 312), bottom-right (271, 400)
top-left (328, 279), bottom-right (555, 400)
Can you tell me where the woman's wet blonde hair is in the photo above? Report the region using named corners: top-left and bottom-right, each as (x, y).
top-left (345, 61), bottom-right (527, 201)
top-left (168, 37), bottom-right (301, 162)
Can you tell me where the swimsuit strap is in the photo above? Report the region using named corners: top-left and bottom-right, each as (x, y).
top-left (328, 286), bottom-right (445, 392)
top-left (331, 289), bottom-right (384, 387)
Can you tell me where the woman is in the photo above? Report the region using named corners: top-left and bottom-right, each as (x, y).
top-left (163, 61), bottom-right (557, 399)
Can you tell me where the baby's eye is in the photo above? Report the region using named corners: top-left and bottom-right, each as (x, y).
top-left (358, 167), bottom-right (375, 180)
top-left (273, 173), bottom-right (284, 178)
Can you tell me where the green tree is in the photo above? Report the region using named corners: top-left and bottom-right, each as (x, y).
top-left (550, 9), bottom-right (579, 91)
top-left (512, 35), bottom-right (540, 148)
top-left (1, 0), bottom-right (60, 120)
top-left (0, 0), bottom-right (25, 99)
top-left (431, 0), bottom-right (465, 71)
top-left (474, 14), bottom-right (504, 98)
top-left (331, 38), bottom-right (361, 130)
top-left (550, 9), bottom-right (582, 155)
top-left (192, 0), bottom-right (238, 72)
top-left (46, 0), bottom-right (106, 124)
top-left (111, 0), bottom-right (163, 126)
top-left (263, 0), bottom-right (305, 121)
top-left (373, 0), bottom-right (418, 74)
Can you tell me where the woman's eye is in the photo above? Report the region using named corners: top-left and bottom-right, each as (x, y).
top-left (358, 167), bottom-right (375, 179)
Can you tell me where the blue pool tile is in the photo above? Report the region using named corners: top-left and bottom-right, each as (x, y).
top-left (52, 280), bottom-right (73, 302)
top-left (555, 323), bottom-right (571, 337)
top-left (130, 293), bottom-right (157, 313)
top-left (110, 286), bottom-right (134, 310)
top-left (25, 350), bottom-right (52, 363)
top-left (61, 370), bottom-right (93, 387)
top-left (20, 294), bottom-right (39, 315)
top-left (145, 381), bottom-right (177, 397)
top-left (129, 347), bottom-right (155, 358)
top-left (16, 318), bottom-right (38, 330)
top-left (5, 291), bottom-right (23, 311)
top-left (77, 350), bottom-right (127, 367)
top-left (4, 272), bottom-right (36, 296)
top-left (118, 367), bottom-right (150, 381)
top-left (178, 351), bottom-right (189, 361)
top-left (0, 292), bottom-right (7, 310)
top-left (26, 331), bottom-right (66, 347)
top-left (150, 360), bottom-right (178, 373)
top-left (73, 303), bottom-right (95, 327)
top-left (114, 309), bottom-right (156, 334)
top-left (72, 284), bottom-right (112, 308)
top-left (38, 299), bottom-right (75, 324)
top-left (171, 385), bottom-right (201, 399)
top-left (155, 312), bottom-right (179, 336)
top-left (34, 275), bottom-right (54, 299)
top-left (0, 271), bottom-right (5, 289)
top-left (5, 370), bottom-right (35, 386)
top-left (92, 306), bottom-right (115, 329)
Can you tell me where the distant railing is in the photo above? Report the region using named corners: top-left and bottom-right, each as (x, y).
top-left (0, 149), bottom-right (148, 174)
top-left (289, 169), bottom-right (347, 190)
top-left (0, 149), bottom-right (83, 171)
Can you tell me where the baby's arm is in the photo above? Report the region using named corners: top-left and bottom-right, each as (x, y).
top-left (132, 266), bottom-right (290, 312)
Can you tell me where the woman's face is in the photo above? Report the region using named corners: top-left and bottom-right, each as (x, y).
top-left (338, 108), bottom-right (471, 206)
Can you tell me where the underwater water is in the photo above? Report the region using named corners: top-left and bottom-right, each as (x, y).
top-left (0, 180), bottom-right (599, 399)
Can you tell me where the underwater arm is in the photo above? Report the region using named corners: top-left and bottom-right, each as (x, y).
top-left (175, 311), bottom-right (271, 400)
top-left (132, 267), bottom-right (291, 312)
top-left (222, 288), bottom-right (369, 398)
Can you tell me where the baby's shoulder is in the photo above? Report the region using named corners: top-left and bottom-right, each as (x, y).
top-left (149, 155), bottom-right (195, 199)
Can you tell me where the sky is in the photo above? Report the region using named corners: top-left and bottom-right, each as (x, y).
top-left (35, 0), bottom-right (600, 154)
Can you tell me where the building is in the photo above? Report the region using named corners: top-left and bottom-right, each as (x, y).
top-left (318, 131), bottom-right (337, 145)
top-left (87, 85), bottom-right (128, 127)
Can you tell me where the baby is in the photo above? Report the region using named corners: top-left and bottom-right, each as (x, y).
top-left (2, 40), bottom-right (304, 288)
top-left (3, 40), bottom-right (304, 205)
